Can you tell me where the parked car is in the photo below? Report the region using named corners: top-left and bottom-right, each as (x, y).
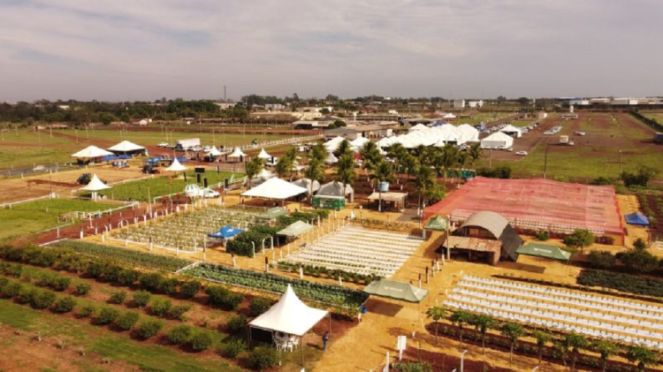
top-left (158, 142), bottom-right (170, 148)
top-left (184, 184), bottom-right (220, 198)
top-left (515, 151), bottom-right (528, 156)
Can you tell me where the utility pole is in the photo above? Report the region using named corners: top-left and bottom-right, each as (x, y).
top-left (543, 140), bottom-right (550, 179)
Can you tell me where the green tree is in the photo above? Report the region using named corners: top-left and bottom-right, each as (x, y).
top-left (310, 143), bottom-right (327, 163)
top-left (304, 158), bottom-right (324, 200)
top-left (532, 330), bottom-right (550, 365)
top-left (244, 158), bottom-right (264, 190)
top-left (467, 143), bottom-right (482, 166)
top-left (500, 322), bottom-right (523, 364)
top-left (359, 141), bottom-right (383, 176)
top-left (334, 139), bottom-right (353, 158)
top-left (370, 160), bottom-right (394, 212)
top-left (565, 332), bottom-right (588, 371)
top-left (593, 340), bottom-right (617, 372)
top-left (626, 346), bottom-right (658, 372)
top-left (450, 309), bottom-right (472, 343)
top-left (336, 153), bottom-right (355, 200)
top-left (425, 306), bottom-right (447, 343)
top-left (469, 314), bottom-right (496, 352)
top-left (440, 144), bottom-right (459, 181)
top-left (563, 229), bottom-right (594, 250)
top-left (414, 164), bottom-right (435, 212)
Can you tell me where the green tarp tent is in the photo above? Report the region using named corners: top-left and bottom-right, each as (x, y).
top-left (277, 220), bottom-right (314, 237)
top-left (517, 242), bottom-right (571, 261)
top-left (364, 279), bottom-right (428, 303)
top-left (425, 215), bottom-right (448, 231)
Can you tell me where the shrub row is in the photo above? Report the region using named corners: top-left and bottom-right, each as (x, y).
top-left (0, 278), bottom-right (75, 313)
top-left (166, 325), bottom-right (213, 351)
top-left (577, 269), bottom-right (663, 298)
top-left (278, 261), bottom-right (382, 285)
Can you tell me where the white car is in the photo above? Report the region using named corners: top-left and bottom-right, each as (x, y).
top-left (515, 151), bottom-right (528, 156)
top-left (184, 184), bottom-right (220, 198)
top-left (158, 142), bottom-right (170, 148)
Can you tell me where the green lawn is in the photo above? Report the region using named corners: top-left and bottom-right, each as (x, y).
top-left (0, 128), bottom-right (292, 170)
top-left (479, 113), bottom-right (663, 182)
top-left (92, 171), bottom-right (242, 201)
top-left (458, 112), bottom-right (513, 124)
top-left (0, 198), bottom-right (117, 241)
top-left (642, 112), bottom-right (663, 124)
top-left (0, 299), bottom-right (240, 372)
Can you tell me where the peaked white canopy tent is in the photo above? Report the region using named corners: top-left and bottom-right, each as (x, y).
top-left (80, 174), bottom-right (110, 200)
top-left (251, 168), bottom-right (275, 186)
top-left (72, 145), bottom-right (113, 160)
top-left (292, 178), bottom-right (321, 195)
top-left (324, 152), bottom-right (338, 165)
top-left (165, 158), bottom-right (188, 172)
top-left (207, 146), bottom-right (223, 157)
top-left (481, 131), bottom-right (514, 149)
top-left (324, 136), bottom-right (345, 152)
top-left (257, 148), bottom-right (272, 160)
top-left (350, 136), bottom-right (369, 151)
top-left (107, 140), bottom-right (145, 154)
top-left (249, 285), bottom-right (328, 349)
top-left (228, 147), bottom-right (246, 159)
top-left (242, 177), bottom-right (307, 200)
top-left (500, 124), bottom-right (523, 138)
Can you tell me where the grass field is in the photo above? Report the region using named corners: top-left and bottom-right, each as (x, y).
top-left (0, 299), bottom-right (240, 371)
top-left (457, 112), bottom-right (514, 124)
top-left (0, 128), bottom-right (291, 170)
top-left (479, 113), bottom-right (663, 182)
top-left (642, 112), bottom-right (663, 124)
top-left (0, 198), bottom-right (117, 241)
top-left (91, 171), bottom-right (242, 201)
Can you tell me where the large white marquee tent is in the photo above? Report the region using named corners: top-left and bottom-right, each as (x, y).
top-left (480, 131), bottom-right (514, 149)
top-left (72, 145), bottom-right (113, 160)
top-left (242, 177), bottom-right (308, 200)
top-left (377, 124), bottom-right (479, 149)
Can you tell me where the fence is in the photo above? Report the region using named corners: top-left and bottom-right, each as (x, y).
top-left (0, 162), bottom-right (79, 179)
top-left (0, 192), bottom-right (58, 209)
top-left (237, 134), bottom-right (323, 151)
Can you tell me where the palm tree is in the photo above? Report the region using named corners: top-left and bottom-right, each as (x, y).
top-left (553, 338), bottom-right (571, 367)
top-left (275, 155), bottom-right (293, 180)
top-left (359, 141), bottom-right (382, 176)
top-left (532, 330), bottom-right (550, 365)
top-left (470, 314), bottom-right (496, 352)
top-left (370, 160), bottom-right (394, 212)
top-left (467, 142), bottom-right (482, 166)
top-left (450, 310), bottom-right (472, 343)
top-left (565, 332), bottom-right (588, 371)
top-left (386, 143), bottom-right (407, 181)
top-left (425, 306), bottom-right (447, 344)
top-left (304, 158), bottom-right (324, 200)
top-left (593, 340), bottom-right (617, 372)
top-left (440, 144), bottom-right (459, 182)
top-left (244, 158), bottom-right (264, 190)
top-left (334, 139), bottom-right (352, 158)
top-left (414, 164), bottom-right (434, 213)
top-left (310, 143), bottom-right (327, 163)
top-left (626, 346), bottom-right (658, 372)
top-left (336, 153), bottom-right (355, 201)
top-left (500, 322), bottom-right (523, 364)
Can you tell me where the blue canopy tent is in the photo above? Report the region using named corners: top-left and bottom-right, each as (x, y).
top-left (625, 212), bottom-right (650, 226)
top-left (208, 225), bottom-right (244, 239)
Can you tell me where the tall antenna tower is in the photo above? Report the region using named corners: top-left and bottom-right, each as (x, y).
top-left (223, 85), bottom-right (227, 101)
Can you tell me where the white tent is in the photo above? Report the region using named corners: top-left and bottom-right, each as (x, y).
top-left (252, 168), bottom-right (274, 185)
top-left (81, 174), bottom-right (110, 200)
top-left (257, 148), bottom-right (272, 160)
top-left (249, 285), bottom-right (328, 336)
top-left (292, 178), bottom-right (321, 195)
top-left (443, 113), bottom-right (456, 119)
top-left (350, 136), bottom-right (370, 151)
top-left (228, 147), bottom-right (246, 158)
top-left (500, 124), bottom-right (523, 138)
top-left (165, 158), bottom-right (187, 172)
top-left (409, 123), bottom-right (428, 132)
top-left (207, 146), bottom-right (222, 157)
top-left (72, 145), bottom-right (113, 159)
top-left (242, 177), bottom-right (307, 200)
top-left (107, 140), bottom-right (145, 153)
top-left (325, 152), bottom-right (338, 165)
top-left (324, 136), bottom-right (345, 152)
top-left (481, 131), bottom-right (514, 149)
top-left (456, 124), bottom-right (480, 143)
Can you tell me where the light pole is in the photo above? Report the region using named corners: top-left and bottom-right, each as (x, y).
top-left (460, 349), bottom-right (468, 372)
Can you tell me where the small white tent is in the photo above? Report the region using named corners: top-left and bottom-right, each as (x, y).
top-left (292, 178), bottom-right (321, 195)
top-left (325, 152), bottom-right (338, 165)
top-left (249, 285), bottom-right (328, 337)
top-left (481, 131), bottom-right (514, 149)
top-left (257, 148), bottom-right (272, 160)
top-left (242, 177), bottom-right (307, 200)
top-left (207, 146), bottom-right (222, 157)
top-left (228, 147), bottom-right (246, 158)
top-left (324, 136), bottom-right (345, 152)
top-left (72, 145), bottom-right (113, 160)
top-left (81, 174), bottom-right (110, 200)
top-left (500, 124), bottom-right (523, 138)
top-left (165, 158), bottom-right (187, 172)
top-left (350, 136), bottom-right (370, 151)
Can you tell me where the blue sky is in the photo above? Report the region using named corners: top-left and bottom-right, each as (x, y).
top-left (0, 0), bottom-right (661, 101)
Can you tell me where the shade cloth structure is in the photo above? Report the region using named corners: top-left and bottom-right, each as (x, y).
top-left (292, 178), bottom-right (321, 195)
top-left (317, 181), bottom-right (354, 202)
top-left (207, 146), bottom-right (223, 157)
top-left (364, 279), bottom-right (428, 303)
top-left (107, 140), bottom-right (145, 154)
top-left (409, 123), bottom-right (428, 131)
top-left (251, 169), bottom-right (274, 186)
top-left (425, 215), bottom-right (448, 231)
top-left (516, 242), bottom-right (571, 261)
top-left (228, 147), bottom-right (246, 158)
top-left (208, 225), bottom-right (243, 239)
top-left (249, 284), bottom-right (328, 336)
top-left (324, 136), bottom-right (345, 152)
top-left (625, 212), bottom-right (650, 226)
top-left (72, 145), bottom-right (113, 159)
top-left (350, 136), bottom-right (370, 151)
top-left (164, 158), bottom-right (187, 172)
top-left (242, 177), bottom-right (308, 200)
top-left (257, 148), bottom-right (272, 160)
top-left (480, 131), bottom-right (514, 149)
top-left (367, 192), bottom-right (407, 209)
top-left (278, 220), bottom-right (314, 237)
top-left (324, 152), bottom-right (338, 165)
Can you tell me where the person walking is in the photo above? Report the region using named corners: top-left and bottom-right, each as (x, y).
top-left (322, 331), bottom-right (329, 351)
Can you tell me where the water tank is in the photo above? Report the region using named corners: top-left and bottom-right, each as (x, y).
top-left (378, 182), bottom-right (390, 192)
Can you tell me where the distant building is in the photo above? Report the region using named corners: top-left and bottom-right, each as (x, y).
top-left (214, 102), bottom-right (236, 110)
top-left (57, 105), bottom-right (70, 110)
top-left (452, 99), bottom-right (466, 109)
top-left (467, 100), bottom-right (484, 108)
top-left (265, 103), bottom-right (286, 111)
